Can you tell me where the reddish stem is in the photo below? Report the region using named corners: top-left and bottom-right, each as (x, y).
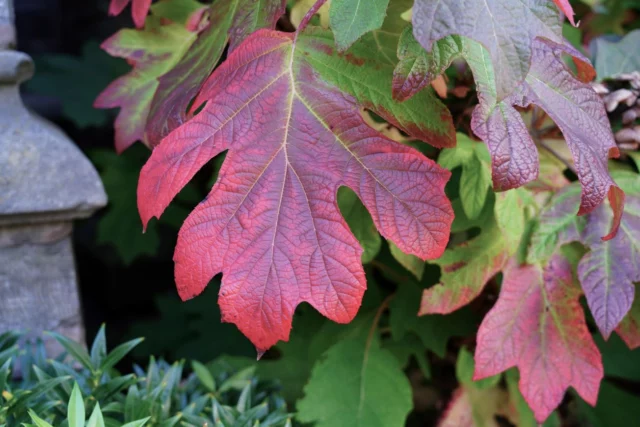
top-left (297, 0), bottom-right (328, 33)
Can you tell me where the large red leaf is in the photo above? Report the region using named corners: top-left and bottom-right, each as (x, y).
top-left (474, 256), bottom-right (603, 422)
top-left (109, 0), bottom-right (151, 28)
top-left (137, 29), bottom-right (453, 352)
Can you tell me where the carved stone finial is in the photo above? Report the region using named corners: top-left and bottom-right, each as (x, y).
top-left (0, 0), bottom-right (15, 50)
top-left (0, 0), bottom-right (107, 354)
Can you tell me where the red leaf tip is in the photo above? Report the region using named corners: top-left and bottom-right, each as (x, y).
top-left (601, 186), bottom-right (625, 241)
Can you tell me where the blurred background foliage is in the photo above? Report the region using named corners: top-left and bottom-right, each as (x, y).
top-left (15, 0), bottom-right (640, 425)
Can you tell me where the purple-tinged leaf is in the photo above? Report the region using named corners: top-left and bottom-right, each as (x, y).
top-left (529, 172), bottom-right (640, 339)
top-left (578, 173), bottom-right (639, 337)
top-left (412, 0), bottom-right (563, 100)
top-left (471, 38), bottom-right (624, 238)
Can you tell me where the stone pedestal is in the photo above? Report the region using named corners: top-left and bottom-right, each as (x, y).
top-left (0, 11), bottom-right (107, 350)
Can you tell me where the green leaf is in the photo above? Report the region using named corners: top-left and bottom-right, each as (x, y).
top-left (25, 41), bottom-right (127, 128)
top-left (121, 418), bottom-right (151, 427)
top-left (338, 188), bottom-right (381, 263)
top-left (87, 403), bottom-right (106, 427)
top-left (236, 383), bottom-right (252, 413)
top-left (101, 338), bottom-right (144, 372)
top-left (329, 0), bottom-right (390, 50)
top-left (255, 307), bottom-right (330, 402)
top-left (594, 30), bottom-right (640, 79)
top-left (27, 410), bottom-right (54, 427)
top-left (93, 375), bottom-right (138, 402)
top-left (297, 313), bottom-right (412, 427)
top-left (0, 358), bottom-right (13, 395)
top-left (460, 154), bottom-right (492, 220)
top-left (450, 194), bottom-right (495, 233)
top-left (455, 347), bottom-right (500, 390)
top-left (218, 366), bottom-right (256, 393)
top-left (150, 0), bottom-right (203, 24)
top-left (46, 332), bottom-right (93, 371)
top-left (124, 385), bottom-right (153, 423)
top-left (191, 360), bottom-right (216, 392)
top-left (68, 382), bottom-right (85, 427)
top-left (596, 331), bottom-right (640, 382)
top-left (577, 380), bottom-right (640, 427)
top-left (383, 333), bottom-right (431, 378)
top-left (628, 152), bottom-right (640, 173)
top-left (439, 134), bottom-right (491, 220)
top-left (527, 183), bottom-right (584, 264)
top-left (90, 324), bottom-right (107, 369)
top-left (494, 188), bottom-right (531, 250)
top-left (389, 280), bottom-right (476, 358)
top-left (388, 242), bottom-right (425, 280)
top-left (363, 0), bottom-right (412, 65)
top-left (10, 376), bottom-right (71, 413)
top-left (298, 28), bottom-right (455, 149)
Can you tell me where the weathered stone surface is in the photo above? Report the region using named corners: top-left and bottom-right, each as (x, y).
top-left (0, 225), bottom-right (84, 344)
top-left (0, 54), bottom-right (107, 226)
top-left (0, 10), bottom-right (107, 354)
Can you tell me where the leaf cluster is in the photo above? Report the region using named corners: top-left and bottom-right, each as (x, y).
top-left (0, 328), bottom-right (290, 427)
top-left (84, 0), bottom-right (640, 424)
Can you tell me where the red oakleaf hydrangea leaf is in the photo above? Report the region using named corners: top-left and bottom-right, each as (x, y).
top-left (145, 0), bottom-right (286, 146)
top-left (137, 29), bottom-right (454, 352)
top-left (109, 0), bottom-right (151, 28)
top-left (471, 38), bottom-right (623, 238)
top-left (412, 0), bottom-right (563, 100)
top-left (529, 173), bottom-right (639, 339)
top-left (475, 256), bottom-right (603, 423)
top-left (94, 15), bottom-right (199, 153)
top-left (552, 0), bottom-right (577, 26)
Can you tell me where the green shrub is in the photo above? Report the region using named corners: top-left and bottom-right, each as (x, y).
top-left (0, 327), bottom-right (291, 426)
